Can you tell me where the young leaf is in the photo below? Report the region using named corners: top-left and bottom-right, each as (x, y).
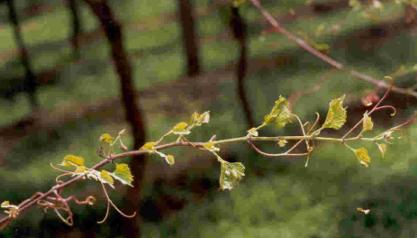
top-left (74, 165), bottom-right (88, 174)
top-left (362, 113), bottom-right (374, 132)
top-left (172, 122), bottom-right (191, 135)
top-left (99, 133), bottom-right (114, 144)
top-left (354, 147), bottom-right (371, 167)
top-left (278, 139), bottom-right (288, 147)
top-left (219, 161), bottom-right (245, 190)
top-left (140, 142), bottom-right (157, 153)
top-left (275, 106), bottom-right (293, 129)
top-left (100, 170), bottom-right (114, 187)
top-left (190, 111), bottom-right (210, 127)
top-left (322, 95), bottom-right (347, 130)
top-left (1, 201), bottom-right (10, 208)
top-left (203, 142), bottom-right (220, 152)
top-left (376, 143), bottom-right (387, 158)
top-left (60, 155), bottom-right (85, 167)
top-left (263, 96), bottom-right (293, 129)
top-left (112, 163), bottom-right (134, 187)
top-left (164, 154), bottom-right (175, 166)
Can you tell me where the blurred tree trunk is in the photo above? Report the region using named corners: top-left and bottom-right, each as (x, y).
top-left (83, 1), bottom-right (146, 237)
top-left (67, 0), bottom-right (82, 59)
top-left (177, 0), bottom-right (201, 77)
top-left (229, 6), bottom-right (254, 128)
top-left (6, 0), bottom-right (39, 110)
top-left (404, 4), bottom-right (417, 27)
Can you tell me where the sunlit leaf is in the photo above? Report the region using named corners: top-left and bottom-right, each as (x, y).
top-left (354, 147), bottom-right (371, 167)
top-left (276, 106), bottom-right (293, 129)
top-left (1, 201), bottom-right (10, 208)
top-left (99, 133), bottom-right (114, 144)
top-left (100, 170), bottom-right (114, 187)
top-left (362, 112), bottom-right (374, 132)
top-left (219, 161), bottom-right (245, 190)
top-left (60, 155), bottom-right (85, 167)
top-left (172, 122), bottom-right (190, 135)
top-left (190, 111), bottom-right (210, 127)
top-left (278, 139), bottom-right (288, 147)
top-left (376, 143), bottom-right (387, 158)
top-left (74, 166), bottom-right (88, 174)
top-left (322, 95), bottom-right (347, 130)
top-left (263, 96), bottom-right (293, 129)
top-left (112, 163), bottom-right (134, 187)
top-left (140, 142), bottom-right (157, 153)
top-left (203, 142), bottom-right (220, 152)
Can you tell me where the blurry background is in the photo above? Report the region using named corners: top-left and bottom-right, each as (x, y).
top-left (1, 0), bottom-right (417, 237)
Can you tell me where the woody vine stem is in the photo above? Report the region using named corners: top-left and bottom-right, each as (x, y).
top-left (0, 85), bottom-right (414, 229)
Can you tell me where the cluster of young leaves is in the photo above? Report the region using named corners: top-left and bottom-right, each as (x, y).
top-left (55, 129), bottom-right (134, 189)
top-left (35, 130), bottom-right (135, 224)
top-left (57, 154), bottom-right (133, 188)
top-left (1, 91), bottom-right (407, 226)
top-left (247, 94), bottom-right (399, 168)
top-left (140, 111), bottom-right (247, 190)
top-left (141, 111), bottom-right (210, 166)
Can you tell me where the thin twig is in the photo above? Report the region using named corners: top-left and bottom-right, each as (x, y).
top-left (249, 0), bottom-right (417, 98)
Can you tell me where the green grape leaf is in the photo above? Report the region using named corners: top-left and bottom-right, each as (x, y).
top-left (263, 96), bottom-right (293, 129)
top-left (100, 170), bottom-right (114, 187)
top-left (354, 147), bottom-right (371, 167)
top-left (99, 133), bottom-right (114, 144)
top-left (190, 111), bottom-right (210, 127)
top-left (74, 165), bottom-right (88, 174)
top-left (362, 113), bottom-right (374, 132)
top-left (140, 142), bottom-right (157, 153)
top-left (376, 143), bottom-right (387, 158)
top-left (112, 163), bottom-right (134, 187)
top-left (164, 154), bottom-right (175, 166)
top-left (172, 122), bottom-right (191, 135)
top-left (278, 139), bottom-right (288, 147)
top-left (203, 142), bottom-right (220, 152)
top-left (322, 95), bottom-right (347, 130)
top-left (219, 161), bottom-right (245, 190)
top-left (60, 155), bottom-right (85, 167)
top-left (1, 201), bottom-right (10, 208)
top-left (275, 105), bottom-right (293, 129)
